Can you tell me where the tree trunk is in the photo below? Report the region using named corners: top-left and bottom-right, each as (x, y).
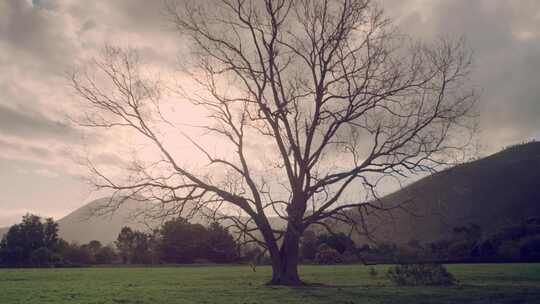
top-left (267, 226), bottom-right (303, 286)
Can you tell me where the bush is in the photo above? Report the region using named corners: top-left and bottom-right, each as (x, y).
top-left (95, 246), bottom-right (117, 264)
top-left (300, 230), bottom-right (318, 261)
top-left (315, 244), bottom-right (342, 265)
top-left (30, 247), bottom-right (55, 267)
top-left (386, 263), bottom-right (456, 286)
top-left (341, 250), bottom-right (359, 264)
top-left (497, 240), bottom-right (521, 261)
top-left (520, 235), bottom-right (540, 261)
top-left (317, 233), bottom-right (355, 254)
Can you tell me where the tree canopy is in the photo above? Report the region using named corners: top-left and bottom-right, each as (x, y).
top-left (71, 0), bottom-right (476, 285)
top-left (0, 214), bottom-right (60, 266)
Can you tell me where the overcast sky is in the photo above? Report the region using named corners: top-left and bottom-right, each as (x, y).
top-left (1, 0), bottom-right (539, 227)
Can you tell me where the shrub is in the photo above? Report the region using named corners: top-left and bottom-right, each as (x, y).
top-left (497, 240), bottom-right (521, 261)
top-left (386, 263), bottom-right (456, 286)
top-left (340, 250), bottom-right (359, 264)
top-left (317, 233), bottom-right (355, 254)
top-left (300, 230), bottom-right (319, 261)
top-left (520, 235), bottom-right (540, 261)
top-left (30, 247), bottom-right (55, 267)
top-left (315, 244), bottom-right (342, 265)
top-left (369, 267), bottom-right (378, 277)
top-left (193, 258), bottom-right (214, 264)
top-left (95, 246), bottom-right (117, 264)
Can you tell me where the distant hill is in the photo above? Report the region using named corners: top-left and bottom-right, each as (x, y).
top-left (2, 142), bottom-right (539, 246)
top-left (0, 197), bottom-right (174, 245)
top-left (53, 197), bottom-right (285, 245)
top-left (0, 196), bottom-right (282, 245)
top-left (351, 141), bottom-right (540, 245)
top-left (56, 197), bottom-right (166, 244)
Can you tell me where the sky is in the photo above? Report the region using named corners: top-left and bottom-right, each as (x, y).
top-left (1, 0), bottom-right (540, 227)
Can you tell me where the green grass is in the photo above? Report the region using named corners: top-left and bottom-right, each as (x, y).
top-left (1, 264), bottom-right (539, 303)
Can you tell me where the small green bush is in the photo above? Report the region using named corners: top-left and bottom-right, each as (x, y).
top-left (519, 235), bottom-right (540, 261)
top-left (29, 247), bottom-right (56, 267)
top-left (315, 244), bottom-right (342, 265)
top-left (386, 263), bottom-right (456, 286)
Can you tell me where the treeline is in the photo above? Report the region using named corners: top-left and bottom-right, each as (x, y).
top-left (0, 215), bottom-right (239, 267)
top-left (298, 218), bottom-right (540, 264)
top-left (0, 214), bottom-right (64, 266)
top-left (413, 219), bottom-right (540, 263)
top-left (2, 214), bottom-right (539, 267)
top-left (114, 219), bottom-right (238, 264)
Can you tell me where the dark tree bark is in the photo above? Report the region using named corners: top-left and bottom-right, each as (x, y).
top-left (272, 228), bottom-right (302, 285)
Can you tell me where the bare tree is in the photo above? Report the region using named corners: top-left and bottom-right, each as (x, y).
top-left (71, 0), bottom-right (476, 285)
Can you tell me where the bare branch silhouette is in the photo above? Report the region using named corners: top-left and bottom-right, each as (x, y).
top-left (71, 0), bottom-right (476, 285)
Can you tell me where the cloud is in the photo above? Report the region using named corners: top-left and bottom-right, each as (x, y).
top-left (0, 103), bottom-right (79, 141)
top-left (0, 137), bottom-right (52, 160)
top-left (1, 0), bottom-right (540, 222)
top-left (0, 0), bottom-right (77, 73)
top-left (381, 0), bottom-right (540, 152)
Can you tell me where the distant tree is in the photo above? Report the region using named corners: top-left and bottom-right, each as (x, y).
top-left (519, 236), bottom-right (540, 261)
top-left (159, 218), bottom-right (209, 264)
top-left (242, 244), bottom-right (264, 264)
top-left (79, 240), bottom-right (103, 264)
top-left (114, 221), bottom-right (240, 265)
top-left (95, 245), bottom-right (117, 264)
top-left (0, 214), bottom-right (60, 266)
top-left (62, 243), bottom-right (93, 265)
top-left (86, 240), bottom-right (102, 254)
top-left (43, 218), bottom-right (59, 249)
top-left (317, 233), bottom-right (355, 254)
top-left (376, 242), bottom-right (399, 261)
top-left (147, 229), bottom-right (162, 264)
top-left (315, 244), bottom-right (342, 265)
top-left (467, 219), bottom-right (540, 262)
top-left (116, 227), bottom-right (135, 264)
top-left (131, 231), bottom-right (154, 264)
top-left (300, 230), bottom-right (319, 261)
top-left (206, 222), bottom-right (238, 263)
top-left (30, 247), bottom-right (56, 267)
top-left (497, 240), bottom-right (521, 261)
top-left (51, 239), bottom-right (69, 264)
top-left (0, 239), bottom-right (6, 265)
top-left (452, 224), bottom-right (482, 243)
top-left (471, 239), bottom-right (497, 260)
top-left (115, 227), bottom-right (154, 264)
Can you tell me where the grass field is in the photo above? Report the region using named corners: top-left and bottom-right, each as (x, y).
top-left (1, 264), bottom-right (539, 303)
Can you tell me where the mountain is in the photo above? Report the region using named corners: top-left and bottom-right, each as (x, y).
top-left (2, 142), bottom-right (539, 246)
top-left (0, 197), bottom-right (173, 245)
top-left (350, 141), bottom-right (540, 245)
top-left (0, 196), bottom-right (282, 245)
top-left (56, 197), bottom-right (166, 244)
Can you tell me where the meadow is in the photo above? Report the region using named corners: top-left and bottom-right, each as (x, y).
top-left (1, 264), bottom-right (539, 304)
